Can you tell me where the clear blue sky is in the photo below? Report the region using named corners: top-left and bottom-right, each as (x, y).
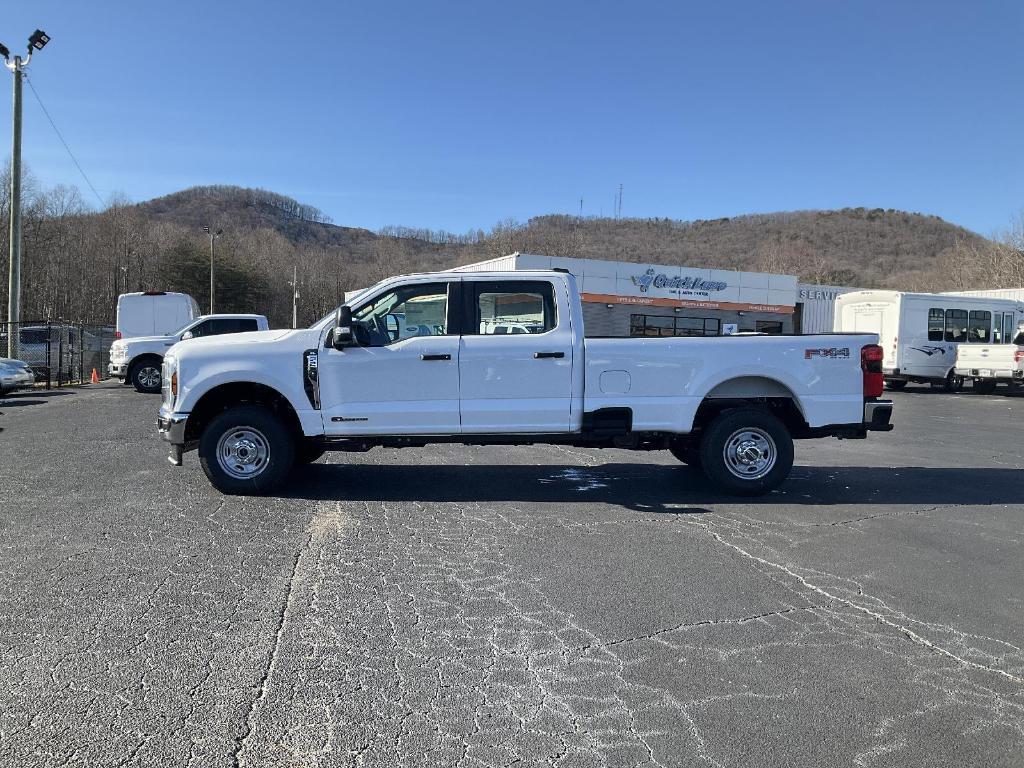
top-left (2, 1), bottom-right (1022, 236)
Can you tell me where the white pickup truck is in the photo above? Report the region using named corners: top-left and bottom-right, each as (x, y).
top-left (954, 324), bottom-right (1024, 394)
top-left (158, 270), bottom-right (893, 496)
top-left (110, 314), bottom-right (269, 393)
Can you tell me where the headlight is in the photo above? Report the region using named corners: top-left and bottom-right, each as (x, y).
top-left (161, 354), bottom-right (177, 407)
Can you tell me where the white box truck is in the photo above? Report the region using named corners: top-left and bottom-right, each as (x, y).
top-left (115, 292), bottom-right (200, 340)
top-left (834, 290), bottom-right (1023, 390)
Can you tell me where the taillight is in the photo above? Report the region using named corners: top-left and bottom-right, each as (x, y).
top-left (115, 330), bottom-right (122, 340)
top-left (1015, 350), bottom-right (1024, 364)
top-left (861, 344), bottom-right (884, 398)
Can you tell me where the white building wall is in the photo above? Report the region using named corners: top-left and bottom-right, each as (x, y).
top-left (942, 288), bottom-right (1024, 301)
top-left (796, 284), bottom-right (862, 334)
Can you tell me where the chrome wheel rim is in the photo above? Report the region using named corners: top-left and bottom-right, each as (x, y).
top-left (722, 427), bottom-right (776, 480)
top-left (138, 366), bottom-right (161, 389)
top-left (216, 426), bottom-right (271, 480)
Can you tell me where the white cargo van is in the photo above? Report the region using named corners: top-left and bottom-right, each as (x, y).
top-left (116, 292), bottom-right (200, 340)
top-left (834, 290), bottom-right (1023, 390)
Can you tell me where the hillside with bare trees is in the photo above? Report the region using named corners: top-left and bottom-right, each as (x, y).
top-left (1, 179), bottom-right (1020, 329)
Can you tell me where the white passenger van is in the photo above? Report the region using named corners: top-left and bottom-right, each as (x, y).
top-left (115, 292), bottom-right (200, 340)
top-left (834, 290), bottom-right (1023, 390)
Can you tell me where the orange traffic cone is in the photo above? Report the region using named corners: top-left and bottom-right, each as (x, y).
top-left (90, 368), bottom-right (99, 384)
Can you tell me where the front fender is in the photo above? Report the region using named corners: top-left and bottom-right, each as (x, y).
top-left (176, 359), bottom-right (324, 436)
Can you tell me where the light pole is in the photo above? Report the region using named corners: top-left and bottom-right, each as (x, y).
top-left (202, 226), bottom-right (222, 314)
top-left (2, 29), bottom-right (50, 359)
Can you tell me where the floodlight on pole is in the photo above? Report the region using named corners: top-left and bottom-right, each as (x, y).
top-left (203, 226), bottom-right (223, 314)
top-left (28, 30), bottom-right (50, 52)
top-left (3, 28), bottom-right (50, 359)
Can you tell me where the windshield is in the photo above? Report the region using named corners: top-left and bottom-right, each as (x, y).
top-left (166, 319), bottom-right (198, 337)
top-left (311, 284), bottom-right (378, 330)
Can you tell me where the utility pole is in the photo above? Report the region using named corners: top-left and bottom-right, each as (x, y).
top-left (290, 265), bottom-right (300, 329)
top-left (2, 30), bottom-right (49, 359)
top-left (202, 226), bottom-right (222, 314)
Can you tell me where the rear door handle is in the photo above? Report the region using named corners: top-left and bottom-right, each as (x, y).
top-left (534, 351), bottom-right (565, 359)
top-left (421, 353), bottom-right (451, 361)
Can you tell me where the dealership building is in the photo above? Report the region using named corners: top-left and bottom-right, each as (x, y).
top-left (454, 253), bottom-right (852, 336)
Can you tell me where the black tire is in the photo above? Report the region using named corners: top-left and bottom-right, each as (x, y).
top-left (668, 439), bottom-right (702, 467)
top-left (973, 379), bottom-right (997, 395)
top-left (699, 408), bottom-right (794, 496)
top-left (941, 370), bottom-right (965, 392)
top-left (885, 379), bottom-right (908, 391)
top-left (130, 358), bottom-right (162, 393)
top-left (296, 439), bottom-right (327, 465)
top-left (198, 405), bottom-right (296, 495)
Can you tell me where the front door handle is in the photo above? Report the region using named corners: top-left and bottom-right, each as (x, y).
top-left (421, 353), bottom-right (452, 361)
top-left (534, 351), bottom-right (565, 359)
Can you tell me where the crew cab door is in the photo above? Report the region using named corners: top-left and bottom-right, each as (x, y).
top-left (459, 278), bottom-right (574, 433)
top-left (318, 280), bottom-right (461, 436)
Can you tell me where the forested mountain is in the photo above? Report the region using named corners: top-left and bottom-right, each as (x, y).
top-left (1, 179), bottom-right (1019, 328)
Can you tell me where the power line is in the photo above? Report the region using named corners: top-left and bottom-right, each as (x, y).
top-left (23, 73), bottom-right (104, 207)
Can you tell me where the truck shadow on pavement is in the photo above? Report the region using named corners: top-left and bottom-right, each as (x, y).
top-left (285, 463), bottom-right (1023, 509)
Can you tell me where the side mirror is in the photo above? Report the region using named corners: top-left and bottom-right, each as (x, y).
top-left (332, 306), bottom-right (353, 350)
top-left (181, 331), bottom-right (194, 340)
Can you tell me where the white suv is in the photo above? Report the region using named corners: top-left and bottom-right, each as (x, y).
top-left (109, 314), bottom-right (269, 393)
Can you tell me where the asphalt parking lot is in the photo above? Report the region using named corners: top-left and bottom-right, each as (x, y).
top-left (0, 382), bottom-right (1022, 768)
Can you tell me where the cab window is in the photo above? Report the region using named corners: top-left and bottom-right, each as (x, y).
top-left (351, 282), bottom-right (450, 347)
top-left (468, 281), bottom-right (556, 335)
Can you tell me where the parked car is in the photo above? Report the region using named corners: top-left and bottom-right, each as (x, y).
top-left (0, 358), bottom-right (35, 396)
top-left (834, 290), bottom-right (1023, 391)
top-left (115, 291), bottom-right (200, 340)
top-left (109, 314), bottom-right (269, 393)
top-left (954, 324), bottom-right (1024, 394)
top-left (159, 270), bottom-right (893, 497)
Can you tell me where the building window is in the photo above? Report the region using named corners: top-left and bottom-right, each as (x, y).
top-left (927, 308), bottom-right (945, 341)
top-left (629, 314), bottom-right (720, 337)
top-left (755, 320), bottom-right (784, 334)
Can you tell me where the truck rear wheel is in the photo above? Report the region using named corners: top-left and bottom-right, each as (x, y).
top-left (885, 379), bottom-right (908, 391)
top-left (939, 371), bottom-right (964, 392)
top-left (973, 379), bottom-right (997, 395)
top-left (199, 405), bottom-right (295, 495)
top-left (699, 408), bottom-right (794, 496)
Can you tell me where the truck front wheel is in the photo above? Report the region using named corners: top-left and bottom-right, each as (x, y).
top-left (668, 439), bottom-right (702, 467)
top-left (699, 408), bottom-right (794, 496)
top-left (130, 358), bottom-right (162, 393)
top-left (199, 405), bottom-right (296, 495)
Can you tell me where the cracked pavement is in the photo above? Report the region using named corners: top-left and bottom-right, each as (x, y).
top-left (1, 382), bottom-right (1022, 767)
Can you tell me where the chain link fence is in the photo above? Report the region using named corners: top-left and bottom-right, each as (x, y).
top-left (1, 321), bottom-right (116, 388)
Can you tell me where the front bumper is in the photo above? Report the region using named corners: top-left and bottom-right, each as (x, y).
top-left (864, 399), bottom-right (894, 431)
top-left (0, 371), bottom-right (35, 389)
top-left (158, 408), bottom-right (189, 466)
top-left (108, 362), bottom-right (127, 378)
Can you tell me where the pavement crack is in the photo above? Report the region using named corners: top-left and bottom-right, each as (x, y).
top-left (229, 529), bottom-right (313, 767)
top-left (599, 604), bottom-right (833, 648)
top-left (691, 519), bottom-right (1024, 685)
